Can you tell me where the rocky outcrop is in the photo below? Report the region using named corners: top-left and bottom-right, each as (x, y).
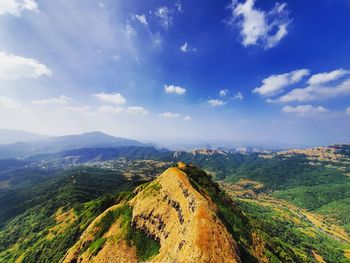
top-left (130, 167), bottom-right (241, 263)
top-left (63, 166), bottom-right (241, 263)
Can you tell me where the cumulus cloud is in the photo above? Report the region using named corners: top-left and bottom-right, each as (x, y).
top-left (282, 105), bottom-right (329, 116)
top-left (159, 112), bottom-right (181, 118)
top-left (273, 78), bottom-right (350, 103)
top-left (155, 6), bottom-right (173, 29)
top-left (32, 95), bottom-right (72, 105)
top-left (229, 0), bottom-right (291, 49)
top-left (207, 99), bottom-right (226, 107)
top-left (0, 0), bottom-right (38, 16)
top-left (98, 105), bottom-right (148, 115)
top-left (308, 69), bottom-right (350, 85)
top-left (220, 89), bottom-right (229, 97)
top-left (164, 85), bottom-right (186, 95)
top-left (0, 51), bottom-right (51, 79)
top-left (253, 69), bottom-right (309, 96)
top-left (93, 92), bottom-right (126, 104)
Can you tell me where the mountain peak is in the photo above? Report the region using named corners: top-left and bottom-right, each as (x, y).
top-left (63, 164), bottom-right (241, 263)
top-left (131, 166), bottom-right (241, 262)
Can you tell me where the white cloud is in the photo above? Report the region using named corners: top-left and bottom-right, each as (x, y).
top-left (164, 85), bottom-right (186, 95)
top-left (32, 95), bottom-right (72, 105)
top-left (0, 0), bottom-right (38, 16)
top-left (98, 105), bottom-right (125, 114)
top-left (308, 69), bottom-right (350, 85)
top-left (180, 42), bottom-right (196, 53)
top-left (155, 6), bottom-right (173, 29)
top-left (253, 69), bottom-right (309, 96)
top-left (152, 32), bottom-right (162, 46)
top-left (282, 105), bottom-right (329, 116)
top-left (93, 92), bottom-right (126, 104)
top-left (273, 78), bottom-right (350, 103)
top-left (220, 89), bottom-right (229, 97)
top-left (0, 96), bottom-right (26, 112)
top-left (0, 51), bottom-right (51, 79)
top-left (346, 107), bottom-right (350, 115)
top-left (126, 106), bottom-right (148, 115)
top-left (159, 112), bottom-right (180, 118)
top-left (180, 42), bottom-right (188, 52)
top-left (175, 1), bottom-right (183, 12)
top-left (207, 99), bottom-right (226, 107)
top-left (133, 14), bottom-right (148, 26)
top-left (58, 106), bottom-right (91, 114)
top-left (98, 105), bottom-right (148, 115)
top-left (233, 92), bottom-right (244, 100)
top-left (229, 0), bottom-right (290, 49)
top-left (183, 115), bottom-right (191, 121)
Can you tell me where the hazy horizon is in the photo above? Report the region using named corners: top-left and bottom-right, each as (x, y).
top-left (1, 0), bottom-right (350, 146)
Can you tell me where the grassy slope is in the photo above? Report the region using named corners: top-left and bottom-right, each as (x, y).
top-left (179, 163), bottom-right (350, 262)
top-left (0, 167), bottom-right (143, 263)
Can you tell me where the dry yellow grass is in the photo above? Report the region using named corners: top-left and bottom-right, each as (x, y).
top-left (312, 251), bottom-right (326, 263)
top-left (46, 208), bottom-right (77, 240)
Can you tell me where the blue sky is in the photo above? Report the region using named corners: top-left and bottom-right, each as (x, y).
top-left (0, 0), bottom-right (350, 147)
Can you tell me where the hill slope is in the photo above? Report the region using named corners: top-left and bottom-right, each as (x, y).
top-left (1, 162), bottom-right (350, 262)
top-left (63, 165), bottom-right (241, 263)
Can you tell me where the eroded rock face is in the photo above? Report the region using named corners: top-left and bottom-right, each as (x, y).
top-left (130, 167), bottom-right (241, 263)
top-left (63, 167), bottom-right (241, 263)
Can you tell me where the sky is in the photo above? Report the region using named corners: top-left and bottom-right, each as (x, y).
top-left (0, 0), bottom-right (350, 147)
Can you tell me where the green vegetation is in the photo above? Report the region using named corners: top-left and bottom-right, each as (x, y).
top-left (237, 200), bottom-right (350, 263)
top-left (181, 164), bottom-right (350, 263)
top-left (0, 166), bottom-right (143, 263)
top-left (84, 203), bottom-right (160, 262)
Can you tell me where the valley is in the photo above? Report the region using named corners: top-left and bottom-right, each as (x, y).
top-left (0, 134), bottom-right (350, 262)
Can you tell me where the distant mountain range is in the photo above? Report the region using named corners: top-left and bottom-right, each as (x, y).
top-left (0, 129), bottom-right (49, 144)
top-left (0, 131), bottom-right (149, 159)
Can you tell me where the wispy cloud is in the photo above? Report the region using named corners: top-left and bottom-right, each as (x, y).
top-left (282, 104), bottom-right (329, 116)
top-left (183, 115), bottom-right (191, 121)
top-left (346, 107), bottom-right (350, 115)
top-left (0, 51), bottom-right (51, 79)
top-left (219, 89), bottom-right (229, 97)
top-left (98, 105), bottom-right (148, 115)
top-left (159, 112), bottom-right (181, 118)
top-left (180, 42), bottom-right (196, 53)
top-left (207, 99), bottom-right (226, 106)
top-left (93, 92), bottom-right (126, 104)
top-left (253, 69), bottom-right (309, 96)
top-left (0, 96), bottom-right (26, 112)
top-left (180, 42), bottom-right (188, 52)
top-left (233, 92), bottom-right (244, 100)
top-left (308, 69), bottom-right (350, 85)
top-left (164, 84), bottom-right (186, 95)
top-left (229, 0), bottom-right (291, 49)
top-left (133, 14), bottom-right (148, 26)
top-left (32, 95), bottom-right (72, 105)
top-left (0, 0), bottom-right (38, 16)
top-left (155, 6), bottom-right (173, 29)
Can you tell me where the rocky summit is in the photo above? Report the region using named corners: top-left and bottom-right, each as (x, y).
top-left (63, 164), bottom-right (241, 263)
